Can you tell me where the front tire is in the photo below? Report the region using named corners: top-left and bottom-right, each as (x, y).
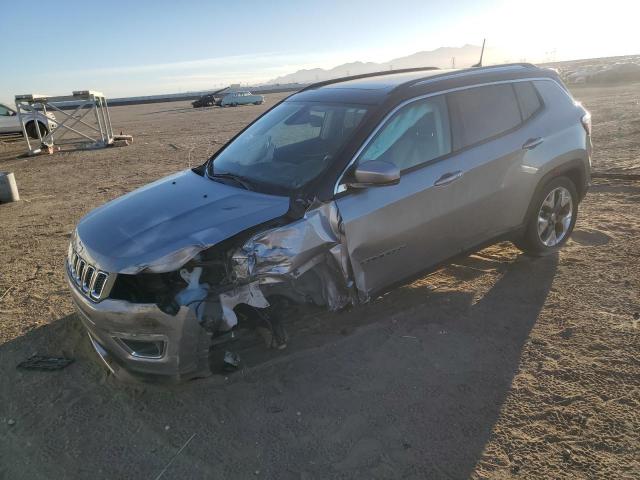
top-left (516, 176), bottom-right (578, 256)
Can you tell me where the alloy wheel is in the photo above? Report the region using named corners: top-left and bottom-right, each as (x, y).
top-left (537, 186), bottom-right (574, 247)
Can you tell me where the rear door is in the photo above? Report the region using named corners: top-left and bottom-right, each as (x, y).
top-left (444, 82), bottom-right (532, 246)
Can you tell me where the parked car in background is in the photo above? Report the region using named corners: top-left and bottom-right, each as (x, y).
top-left (192, 93), bottom-right (220, 108)
top-left (219, 91), bottom-right (264, 107)
top-left (0, 103), bottom-right (57, 138)
top-left (66, 64), bottom-right (591, 380)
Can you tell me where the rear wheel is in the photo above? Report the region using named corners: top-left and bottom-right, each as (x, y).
top-left (516, 176), bottom-right (578, 256)
top-left (25, 121), bottom-right (48, 139)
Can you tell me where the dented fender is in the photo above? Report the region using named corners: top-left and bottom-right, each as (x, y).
top-left (230, 201), bottom-right (357, 311)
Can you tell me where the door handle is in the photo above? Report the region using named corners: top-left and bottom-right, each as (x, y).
top-left (434, 170), bottom-right (463, 186)
top-left (522, 137), bottom-right (544, 150)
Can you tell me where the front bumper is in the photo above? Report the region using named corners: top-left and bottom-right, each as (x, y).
top-left (66, 268), bottom-right (211, 380)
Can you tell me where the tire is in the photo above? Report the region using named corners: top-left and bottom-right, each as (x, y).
top-left (515, 176), bottom-right (578, 256)
top-left (231, 103), bottom-right (238, 107)
top-left (25, 121), bottom-right (48, 139)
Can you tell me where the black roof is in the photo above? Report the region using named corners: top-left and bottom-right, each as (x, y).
top-left (288, 63), bottom-right (558, 105)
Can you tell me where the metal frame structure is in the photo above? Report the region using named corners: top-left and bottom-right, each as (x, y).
top-left (15, 90), bottom-right (114, 155)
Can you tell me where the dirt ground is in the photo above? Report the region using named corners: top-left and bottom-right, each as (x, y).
top-left (0, 84), bottom-right (638, 479)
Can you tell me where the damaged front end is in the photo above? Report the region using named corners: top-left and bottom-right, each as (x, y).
top-left (231, 201), bottom-right (355, 312)
top-left (68, 193), bottom-right (358, 381)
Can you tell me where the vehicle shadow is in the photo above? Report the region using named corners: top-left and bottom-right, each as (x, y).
top-left (0, 247), bottom-right (558, 479)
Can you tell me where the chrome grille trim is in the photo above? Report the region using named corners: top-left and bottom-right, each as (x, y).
top-left (67, 248), bottom-right (111, 301)
top-left (92, 272), bottom-right (108, 299)
top-left (77, 260), bottom-right (86, 283)
top-left (83, 266), bottom-right (95, 292)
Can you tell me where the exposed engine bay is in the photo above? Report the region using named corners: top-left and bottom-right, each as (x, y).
top-left (116, 200), bottom-right (353, 321)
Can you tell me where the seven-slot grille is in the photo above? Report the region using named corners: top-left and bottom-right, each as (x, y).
top-left (68, 250), bottom-right (110, 301)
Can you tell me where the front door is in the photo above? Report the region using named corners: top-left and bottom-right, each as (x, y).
top-left (336, 94), bottom-right (470, 297)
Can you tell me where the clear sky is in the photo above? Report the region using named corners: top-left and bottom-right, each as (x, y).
top-left (1, 0), bottom-right (638, 102)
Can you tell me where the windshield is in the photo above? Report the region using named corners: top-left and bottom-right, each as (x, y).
top-left (209, 101), bottom-right (369, 192)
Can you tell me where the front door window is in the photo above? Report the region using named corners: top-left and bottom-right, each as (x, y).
top-left (357, 95), bottom-right (451, 171)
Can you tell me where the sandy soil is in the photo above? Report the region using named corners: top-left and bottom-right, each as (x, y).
top-left (0, 85), bottom-right (638, 479)
top-left (573, 83), bottom-right (640, 175)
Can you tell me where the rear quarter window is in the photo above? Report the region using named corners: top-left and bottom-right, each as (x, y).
top-left (448, 84), bottom-right (522, 150)
top-left (513, 81), bottom-right (542, 120)
top-left (533, 79), bottom-right (576, 110)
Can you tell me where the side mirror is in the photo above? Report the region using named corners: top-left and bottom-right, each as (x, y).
top-left (348, 160), bottom-right (400, 188)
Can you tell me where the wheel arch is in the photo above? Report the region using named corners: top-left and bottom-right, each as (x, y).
top-left (521, 158), bottom-right (587, 226)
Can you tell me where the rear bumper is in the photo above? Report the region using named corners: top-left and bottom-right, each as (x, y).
top-left (66, 270), bottom-right (211, 380)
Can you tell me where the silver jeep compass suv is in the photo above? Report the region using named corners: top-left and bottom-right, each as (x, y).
top-left (66, 64), bottom-right (591, 380)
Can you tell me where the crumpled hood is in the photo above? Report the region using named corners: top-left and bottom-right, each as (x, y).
top-left (75, 170), bottom-right (290, 274)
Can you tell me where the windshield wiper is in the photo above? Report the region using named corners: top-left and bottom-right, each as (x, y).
top-left (207, 171), bottom-right (254, 191)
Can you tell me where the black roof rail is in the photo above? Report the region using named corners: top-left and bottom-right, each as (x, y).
top-left (299, 66), bottom-right (440, 92)
top-left (390, 62), bottom-right (541, 93)
top-left (475, 62), bottom-right (538, 70)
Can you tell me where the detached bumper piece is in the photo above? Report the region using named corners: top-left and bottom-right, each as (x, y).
top-left (17, 355), bottom-right (74, 371)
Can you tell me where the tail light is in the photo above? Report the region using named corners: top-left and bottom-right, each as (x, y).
top-left (581, 112), bottom-right (592, 136)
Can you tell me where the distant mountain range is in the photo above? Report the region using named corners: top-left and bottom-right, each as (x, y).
top-left (266, 44), bottom-right (503, 84)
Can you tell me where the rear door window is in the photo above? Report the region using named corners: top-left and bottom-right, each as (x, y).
top-left (513, 81), bottom-right (542, 121)
top-left (358, 95), bottom-right (451, 171)
top-left (448, 84), bottom-right (522, 150)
